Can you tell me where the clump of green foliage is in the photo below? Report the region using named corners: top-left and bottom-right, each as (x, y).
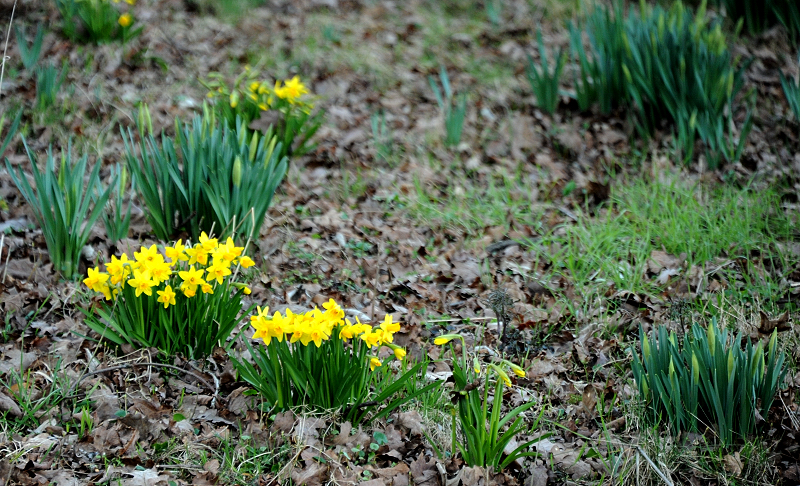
top-left (569, 0), bottom-right (751, 167)
top-left (123, 105), bottom-right (288, 244)
top-left (14, 24), bottom-right (45, 70)
top-left (780, 62), bottom-right (800, 121)
top-left (526, 29), bottom-right (566, 114)
top-left (429, 67), bottom-right (467, 147)
top-left (713, 0), bottom-right (800, 43)
top-left (6, 139), bottom-right (114, 280)
top-left (631, 319), bottom-right (786, 446)
top-left (56, 0), bottom-right (142, 44)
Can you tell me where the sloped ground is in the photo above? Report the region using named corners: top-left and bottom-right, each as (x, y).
top-left (0, 0), bottom-right (799, 484)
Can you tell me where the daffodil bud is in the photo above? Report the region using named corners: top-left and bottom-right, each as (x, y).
top-left (144, 103), bottom-right (153, 136)
top-left (249, 132), bottom-right (259, 162)
top-left (232, 156), bottom-right (242, 187)
top-left (473, 357), bottom-right (481, 374)
top-left (138, 104), bottom-right (147, 134)
top-left (708, 324), bottom-right (716, 357)
top-left (692, 352), bottom-right (700, 383)
top-left (489, 364), bottom-right (512, 387)
top-left (120, 165), bottom-right (128, 190)
top-left (507, 361), bottom-right (526, 378)
top-left (264, 137), bottom-right (277, 167)
top-left (642, 333), bottom-right (651, 361)
top-left (623, 64), bottom-right (632, 85)
top-left (230, 91), bottom-right (239, 108)
top-left (726, 71), bottom-right (734, 99)
top-left (768, 329), bottom-right (777, 355)
top-left (727, 349), bottom-right (735, 379)
top-left (689, 110), bottom-right (697, 131)
top-left (669, 356), bottom-right (675, 377)
top-left (752, 344), bottom-right (764, 379)
top-left (433, 334), bottom-right (462, 346)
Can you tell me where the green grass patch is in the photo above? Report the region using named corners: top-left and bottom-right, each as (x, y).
top-left (525, 175), bottom-right (794, 305)
top-left (403, 166), bottom-right (544, 238)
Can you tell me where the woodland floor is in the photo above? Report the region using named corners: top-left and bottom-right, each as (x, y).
top-left (0, 0), bottom-right (799, 485)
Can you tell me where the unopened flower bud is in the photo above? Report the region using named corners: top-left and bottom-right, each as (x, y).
top-left (232, 156), bottom-right (242, 187)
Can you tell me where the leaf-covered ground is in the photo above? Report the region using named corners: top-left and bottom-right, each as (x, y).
top-left (0, 0), bottom-right (799, 484)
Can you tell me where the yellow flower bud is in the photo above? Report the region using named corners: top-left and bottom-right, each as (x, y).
top-left (230, 91), bottom-right (239, 108)
top-left (433, 334), bottom-right (461, 346)
top-left (507, 362), bottom-right (526, 378)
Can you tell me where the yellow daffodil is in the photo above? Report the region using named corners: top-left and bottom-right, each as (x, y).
top-left (238, 256), bottom-right (255, 268)
top-left (198, 232), bottom-right (218, 251)
top-left (157, 285), bottom-right (177, 308)
top-left (275, 76), bottom-right (309, 102)
top-left (206, 262), bottom-right (232, 284)
top-left (106, 253), bottom-right (131, 275)
top-left (322, 298), bottom-right (344, 319)
top-left (185, 245), bottom-right (210, 266)
top-left (380, 314), bottom-right (400, 334)
top-left (83, 266), bottom-right (109, 291)
top-left (165, 240), bottom-right (188, 263)
top-left (179, 265), bottom-right (205, 288)
top-left (145, 260), bottom-right (172, 284)
top-left (118, 13), bottom-right (133, 28)
top-left (393, 347), bottom-right (407, 360)
top-left (99, 282), bottom-right (114, 301)
top-left (134, 244), bottom-right (160, 265)
top-left (128, 270), bottom-right (155, 297)
top-left (370, 357), bottom-right (382, 371)
top-left (361, 331), bottom-right (382, 348)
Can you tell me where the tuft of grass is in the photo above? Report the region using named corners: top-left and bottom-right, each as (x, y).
top-left (429, 67), bottom-right (468, 147)
top-left (526, 30), bottom-right (566, 115)
top-left (628, 426), bottom-right (777, 486)
top-left (14, 23), bottom-right (45, 70)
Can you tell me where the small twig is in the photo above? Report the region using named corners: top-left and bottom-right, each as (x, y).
top-left (424, 317), bottom-right (496, 324)
top-left (0, 0), bottom-right (18, 101)
top-left (1, 239), bottom-right (10, 284)
top-left (69, 362), bottom-right (214, 396)
top-left (635, 446), bottom-right (674, 486)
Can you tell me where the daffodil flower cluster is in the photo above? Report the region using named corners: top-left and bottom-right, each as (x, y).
top-left (57, 0), bottom-right (142, 44)
top-left (202, 66), bottom-right (314, 120)
top-left (200, 66), bottom-right (322, 161)
top-left (81, 233), bottom-right (256, 358)
top-left (84, 232), bottom-right (254, 304)
top-left (250, 299), bottom-right (406, 370)
top-left (233, 298), bottom-right (427, 422)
